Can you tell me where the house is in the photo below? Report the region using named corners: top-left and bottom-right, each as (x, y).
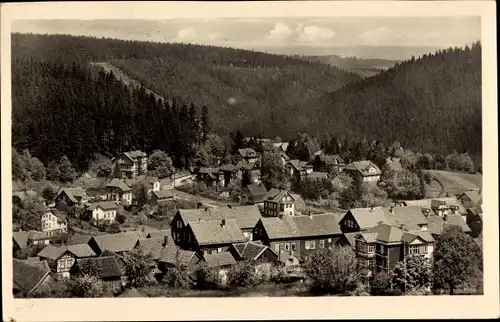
top-left (219, 164), bottom-right (242, 187)
top-left (236, 161), bottom-right (261, 184)
top-left (253, 213), bottom-right (346, 262)
top-left (170, 205), bottom-right (262, 245)
top-left (106, 178), bottom-right (133, 206)
top-left (160, 178), bottom-right (174, 190)
top-left (384, 206), bottom-right (430, 232)
top-left (238, 148), bottom-right (261, 165)
top-left (263, 189), bottom-right (296, 217)
top-left (12, 190), bottom-right (40, 206)
top-left (151, 190), bottom-right (174, 206)
top-left (41, 208), bottom-right (68, 237)
top-left (353, 223), bottom-right (435, 282)
top-left (286, 160), bottom-right (313, 180)
top-left (89, 232), bottom-right (140, 255)
top-left (290, 194), bottom-right (306, 213)
top-left (66, 234), bottom-right (93, 246)
top-left (125, 175), bottom-right (161, 198)
top-left (158, 241), bottom-right (202, 273)
top-left (197, 167), bottom-right (224, 187)
top-left (404, 197), bottom-right (467, 220)
top-left (13, 230), bottom-right (51, 252)
top-left (240, 183), bottom-right (268, 206)
top-left (306, 171), bottom-right (330, 180)
top-left (86, 201), bottom-right (119, 226)
top-left (55, 187), bottom-right (89, 207)
top-left (458, 190), bottom-right (483, 210)
top-left (345, 161), bottom-right (381, 183)
top-left (184, 219), bottom-right (247, 255)
top-left (202, 251), bottom-right (237, 285)
top-left (312, 154), bottom-right (345, 173)
top-left (13, 258), bottom-right (54, 297)
top-left (338, 207), bottom-right (390, 233)
top-left (111, 150), bottom-right (148, 179)
top-left (466, 207), bottom-right (482, 238)
top-left (227, 240), bottom-right (279, 264)
top-left (37, 244), bottom-right (97, 278)
top-left (70, 256), bottom-right (124, 293)
top-left (280, 152), bottom-right (291, 166)
top-left (426, 214), bottom-right (472, 238)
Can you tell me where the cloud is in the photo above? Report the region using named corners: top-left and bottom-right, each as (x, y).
top-left (296, 25), bottom-right (336, 42)
top-left (357, 26), bottom-right (403, 45)
top-left (207, 33), bottom-right (219, 40)
top-left (266, 22), bottom-right (294, 41)
top-left (176, 27), bottom-right (197, 42)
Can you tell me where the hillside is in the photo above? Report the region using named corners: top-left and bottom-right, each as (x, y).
top-left (295, 54), bottom-right (400, 78)
top-left (11, 33), bottom-right (362, 138)
top-left (307, 42), bottom-right (482, 157)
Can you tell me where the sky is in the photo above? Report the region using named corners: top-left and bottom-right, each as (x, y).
top-left (12, 17), bottom-right (481, 60)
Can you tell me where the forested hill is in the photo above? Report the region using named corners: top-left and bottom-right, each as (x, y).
top-left (308, 42), bottom-right (482, 157)
top-left (11, 33), bottom-right (361, 138)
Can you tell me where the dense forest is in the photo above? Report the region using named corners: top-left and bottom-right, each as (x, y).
top-left (12, 59), bottom-right (207, 171)
top-left (306, 42), bottom-right (482, 158)
top-left (11, 33), bottom-right (482, 168)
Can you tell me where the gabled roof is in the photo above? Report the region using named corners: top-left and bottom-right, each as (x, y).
top-left (364, 224), bottom-right (404, 243)
top-left (384, 206), bottom-right (429, 231)
top-left (159, 242), bottom-right (198, 266)
top-left (37, 244), bottom-right (96, 260)
top-left (344, 232), bottom-right (359, 247)
top-left (280, 152), bottom-right (290, 161)
top-left (58, 187), bottom-right (89, 203)
top-left (244, 183), bottom-right (268, 201)
top-left (236, 161), bottom-right (257, 170)
top-left (67, 234), bottom-right (93, 245)
top-left (12, 231), bottom-right (30, 249)
top-left (318, 154), bottom-right (345, 165)
top-left (188, 219), bottom-right (246, 246)
top-left (87, 201), bottom-right (119, 211)
top-left (45, 208), bottom-right (67, 222)
top-left (404, 197), bottom-right (467, 215)
top-left (219, 164), bottom-right (239, 172)
top-left (230, 241), bottom-right (272, 261)
top-left (138, 238), bottom-right (164, 260)
top-left (345, 160), bottom-right (381, 176)
top-left (12, 190), bottom-right (39, 202)
top-left (426, 215), bottom-right (471, 235)
top-left (358, 232), bottom-right (379, 243)
top-left (76, 256), bottom-right (122, 278)
top-left (238, 148), bottom-right (258, 158)
top-left (13, 259), bottom-right (51, 294)
top-left (264, 188), bottom-right (295, 203)
top-left (461, 190), bottom-right (483, 207)
top-left (287, 159), bottom-right (309, 171)
top-left (259, 214), bottom-right (342, 240)
top-left (345, 207), bottom-right (390, 230)
top-left (401, 231), bottom-right (435, 243)
top-left (92, 233), bottom-right (140, 253)
top-left (123, 150), bottom-right (147, 160)
top-left (152, 190), bottom-right (174, 200)
top-left (203, 252), bottom-right (237, 268)
top-left (177, 205), bottom-right (262, 230)
top-left (106, 178), bottom-right (131, 192)
top-left (199, 167), bottom-right (221, 174)
top-left (307, 171), bottom-right (330, 180)
top-left (290, 194), bottom-right (305, 203)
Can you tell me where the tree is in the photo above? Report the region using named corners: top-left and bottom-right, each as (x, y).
top-left (227, 260), bottom-right (257, 287)
top-left (380, 168), bottom-right (423, 200)
top-left (194, 262), bottom-right (220, 290)
top-left (417, 153), bottom-right (434, 170)
top-left (304, 246), bottom-right (361, 294)
top-left (260, 151), bottom-right (290, 190)
top-left (432, 225), bottom-right (482, 295)
top-left (30, 156), bottom-right (46, 181)
top-left (97, 162), bottom-right (112, 177)
top-left (58, 155), bottom-right (77, 183)
top-left (116, 211), bottom-right (126, 224)
top-left (230, 130), bottom-right (245, 154)
top-left (201, 105), bottom-right (210, 144)
top-left (400, 149), bottom-right (418, 170)
top-left (46, 161), bottom-right (60, 181)
top-left (148, 150), bottom-right (174, 178)
top-left (132, 182), bottom-right (148, 208)
top-left (112, 163), bottom-right (122, 178)
top-left (73, 274), bottom-right (105, 298)
top-left (241, 171), bottom-right (252, 188)
top-left (370, 270), bottom-right (397, 295)
top-left (12, 147), bottom-right (28, 181)
top-left (163, 251), bottom-right (191, 290)
top-left (42, 183), bottom-right (59, 202)
top-left (391, 255), bottom-right (432, 293)
top-left (122, 249), bottom-right (155, 287)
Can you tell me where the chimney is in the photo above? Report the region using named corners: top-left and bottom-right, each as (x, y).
top-left (443, 214), bottom-right (448, 222)
top-left (390, 206), bottom-right (394, 214)
top-left (370, 206), bottom-right (374, 212)
top-left (204, 207), bottom-right (209, 212)
top-left (227, 204), bottom-right (232, 209)
top-left (221, 219), bottom-right (226, 228)
top-left (309, 213), bottom-right (313, 220)
top-left (400, 224), bottom-right (407, 231)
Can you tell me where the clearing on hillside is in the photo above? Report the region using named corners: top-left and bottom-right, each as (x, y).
top-left (422, 169), bottom-right (482, 197)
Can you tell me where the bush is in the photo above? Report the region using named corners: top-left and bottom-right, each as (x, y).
top-left (370, 271), bottom-right (393, 295)
top-left (227, 261), bottom-right (257, 287)
top-left (116, 212), bottom-right (127, 224)
top-left (72, 274), bottom-right (106, 298)
top-left (122, 249), bottom-right (155, 288)
top-left (194, 262), bottom-right (221, 290)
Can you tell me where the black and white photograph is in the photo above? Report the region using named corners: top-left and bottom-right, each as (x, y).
top-left (2, 1), bottom-right (498, 321)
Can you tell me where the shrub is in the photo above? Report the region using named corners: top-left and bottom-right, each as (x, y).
top-left (194, 262), bottom-right (221, 290)
top-left (227, 261), bottom-right (257, 287)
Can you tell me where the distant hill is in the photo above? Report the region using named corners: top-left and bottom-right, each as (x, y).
top-left (295, 54), bottom-right (400, 78)
top-left (307, 42), bottom-right (482, 157)
top-left (12, 33), bottom-right (362, 139)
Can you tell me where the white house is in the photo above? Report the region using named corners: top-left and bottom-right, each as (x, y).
top-left (88, 201), bottom-right (119, 226)
top-left (41, 208), bottom-right (68, 237)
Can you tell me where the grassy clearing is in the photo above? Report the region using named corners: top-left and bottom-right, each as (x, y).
top-left (423, 170), bottom-right (482, 196)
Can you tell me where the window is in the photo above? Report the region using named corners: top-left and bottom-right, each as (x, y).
top-left (285, 243), bottom-right (290, 251)
top-left (368, 244), bottom-right (375, 253)
top-left (310, 241), bottom-right (316, 249)
top-left (218, 247), bottom-right (223, 253)
top-left (319, 240), bottom-right (325, 248)
top-left (328, 238), bottom-right (332, 243)
top-left (305, 241), bottom-right (310, 250)
top-left (291, 243), bottom-right (296, 251)
top-left (274, 244), bottom-right (280, 253)
top-left (380, 245), bottom-right (385, 255)
top-left (280, 204), bottom-right (285, 212)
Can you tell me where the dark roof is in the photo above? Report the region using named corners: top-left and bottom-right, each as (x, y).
top-left (106, 178), bottom-right (132, 192)
top-left (318, 154), bottom-right (345, 165)
top-left (287, 159), bottom-right (309, 171)
top-left (58, 187), bottom-right (89, 203)
top-left (159, 242), bottom-right (197, 266)
top-left (12, 231), bottom-right (30, 249)
top-left (152, 190), bottom-right (174, 200)
top-left (67, 234), bottom-right (93, 245)
top-left (345, 161), bottom-right (381, 176)
top-left (92, 233), bottom-right (140, 253)
top-left (189, 219), bottom-right (246, 246)
top-left (177, 205), bottom-right (262, 230)
top-left (219, 164), bottom-right (239, 172)
top-left (203, 252), bottom-right (237, 268)
top-left (260, 213), bottom-right (342, 240)
top-left (344, 232), bottom-right (359, 247)
top-left (13, 259), bottom-right (51, 294)
top-left (230, 241), bottom-right (273, 261)
top-left (244, 183), bottom-right (268, 201)
top-left (37, 244), bottom-right (96, 260)
top-left (138, 238), bottom-right (164, 260)
top-left (236, 160), bottom-right (257, 170)
top-left (346, 207), bottom-right (390, 230)
top-left (76, 256), bottom-right (122, 278)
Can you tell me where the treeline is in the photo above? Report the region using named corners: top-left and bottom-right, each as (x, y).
top-left (308, 42), bottom-right (482, 158)
top-left (12, 59), bottom-right (210, 171)
top-left (11, 33), bottom-right (361, 138)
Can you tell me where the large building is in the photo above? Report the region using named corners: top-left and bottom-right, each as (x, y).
top-left (111, 150), bottom-right (148, 179)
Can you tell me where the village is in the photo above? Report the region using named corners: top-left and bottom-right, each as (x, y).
top-left (12, 137), bottom-right (484, 298)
